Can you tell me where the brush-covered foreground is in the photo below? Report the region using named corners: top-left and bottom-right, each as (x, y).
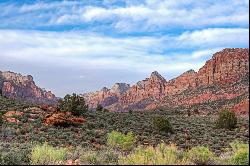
top-left (0, 96), bottom-right (249, 165)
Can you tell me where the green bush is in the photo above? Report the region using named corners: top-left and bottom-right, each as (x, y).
top-left (187, 146), bottom-right (214, 165)
top-left (0, 142), bottom-right (33, 165)
top-left (229, 141), bottom-right (249, 165)
top-left (30, 142), bottom-right (67, 165)
top-left (58, 93), bottom-right (88, 116)
top-left (118, 143), bottom-right (190, 165)
top-left (79, 147), bottom-right (119, 165)
top-left (0, 112), bottom-right (3, 126)
top-left (96, 104), bottom-right (103, 112)
top-left (216, 109), bottom-right (237, 129)
top-left (153, 116), bottom-right (173, 133)
top-left (107, 131), bottom-right (136, 151)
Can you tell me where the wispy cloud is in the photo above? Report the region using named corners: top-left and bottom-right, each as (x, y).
top-left (0, 0), bottom-right (248, 32)
top-left (0, 28), bottom-right (248, 73)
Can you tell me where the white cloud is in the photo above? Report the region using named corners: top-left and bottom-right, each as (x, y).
top-left (0, 0), bottom-right (248, 32)
top-left (0, 28), bottom-right (248, 75)
top-left (175, 28), bottom-right (249, 49)
top-left (77, 0), bottom-right (249, 31)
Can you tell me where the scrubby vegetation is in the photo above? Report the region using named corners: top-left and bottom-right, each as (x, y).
top-left (0, 111), bottom-right (3, 126)
top-left (0, 132), bottom-right (248, 165)
top-left (96, 104), bottom-right (103, 112)
top-left (0, 95), bottom-right (249, 165)
top-left (228, 141), bottom-right (249, 165)
top-left (107, 131), bottom-right (136, 151)
top-left (187, 146), bottom-right (214, 165)
top-left (58, 93), bottom-right (88, 116)
top-left (153, 116), bottom-right (173, 133)
top-left (216, 109), bottom-right (237, 129)
top-left (118, 143), bottom-right (189, 165)
top-left (30, 142), bottom-right (67, 165)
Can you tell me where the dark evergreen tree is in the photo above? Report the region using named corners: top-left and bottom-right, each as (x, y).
top-left (96, 104), bottom-right (103, 112)
top-left (58, 93), bottom-right (88, 116)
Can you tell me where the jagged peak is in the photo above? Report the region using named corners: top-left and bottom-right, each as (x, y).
top-left (0, 70), bottom-right (33, 82)
top-left (183, 69), bottom-right (196, 74)
top-left (212, 48), bottom-right (249, 59)
top-left (101, 87), bottom-right (109, 92)
top-left (111, 83), bottom-right (130, 94)
top-left (150, 71), bottom-right (166, 81)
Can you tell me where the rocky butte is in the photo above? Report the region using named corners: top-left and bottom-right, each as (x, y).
top-left (0, 71), bottom-right (58, 105)
top-left (83, 48), bottom-right (249, 113)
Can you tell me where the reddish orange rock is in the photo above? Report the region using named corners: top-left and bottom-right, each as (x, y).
top-left (3, 111), bottom-right (24, 124)
top-left (82, 48), bottom-right (249, 113)
top-left (232, 99), bottom-right (249, 115)
top-left (0, 71), bottom-right (58, 105)
top-left (44, 112), bottom-right (85, 126)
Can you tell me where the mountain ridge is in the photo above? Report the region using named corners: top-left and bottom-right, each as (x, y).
top-left (0, 70), bottom-right (58, 105)
top-left (82, 48), bottom-right (249, 113)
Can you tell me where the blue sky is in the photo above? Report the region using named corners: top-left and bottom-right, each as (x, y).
top-left (0, 0), bottom-right (249, 97)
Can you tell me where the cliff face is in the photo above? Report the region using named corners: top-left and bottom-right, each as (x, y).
top-left (197, 48), bottom-right (249, 85)
top-left (83, 48), bottom-right (249, 113)
top-left (83, 83), bottom-right (130, 108)
top-left (120, 71), bottom-right (167, 105)
top-left (0, 71), bottom-right (58, 105)
top-left (165, 69), bottom-right (197, 95)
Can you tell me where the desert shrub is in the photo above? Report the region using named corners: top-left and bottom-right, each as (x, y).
top-left (215, 109), bottom-right (237, 129)
top-left (58, 93), bottom-right (88, 116)
top-left (228, 141), bottom-right (249, 165)
top-left (107, 131), bottom-right (136, 151)
top-left (30, 142), bottom-right (67, 165)
top-left (118, 143), bottom-right (190, 165)
top-left (187, 146), bottom-right (214, 165)
top-left (0, 112), bottom-right (3, 125)
top-left (0, 142), bottom-right (33, 165)
top-left (96, 104), bottom-right (103, 112)
top-left (103, 109), bottom-right (109, 112)
top-left (79, 147), bottom-right (119, 165)
top-left (153, 116), bottom-right (173, 133)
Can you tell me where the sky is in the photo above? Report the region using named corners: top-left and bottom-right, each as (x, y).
top-left (0, 0), bottom-right (249, 97)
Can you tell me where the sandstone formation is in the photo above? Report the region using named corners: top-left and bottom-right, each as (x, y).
top-left (44, 112), bottom-right (85, 126)
top-left (3, 111), bottom-right (24, 124)
top-left (231, 99), bottom-right (249, 115)
top-left (0, 71), bottom-right (58, 105)
top-left (83, 83), bottom-right (130, 108)
top-left (197, 48), bottom-right (249, 85)
top-left (83, 48), bottom-right (249, 114)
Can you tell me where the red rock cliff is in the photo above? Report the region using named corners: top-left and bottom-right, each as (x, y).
top-left (0, 71), bottom-right (58, 105)
top-left (83, 48), bottom-right (249, 113)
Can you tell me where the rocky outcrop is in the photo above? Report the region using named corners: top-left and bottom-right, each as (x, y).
top-left (83, 83), bottom-right (130, 108)
top-left (232, 99), bottom-right (249, 115)
top-left (165, 69), bottom-right (197, 95)
top-left (197, 48), bottom-right (249, 85)
top-left (0, 71), bottom-right (58, 105)
top-left (120, 71), bottom-right (167, 104)
top-left (3, 111), bottom-right (24, 124)
top-left (83, 48), bottom-right (249, 113)
top-left (44, 112), bottom-right (85, 126)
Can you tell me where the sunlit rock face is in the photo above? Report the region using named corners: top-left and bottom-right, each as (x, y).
top-left (83, 48), bottom-right (249, 113)
top-left (0, 71), bottom-right (58, 105)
